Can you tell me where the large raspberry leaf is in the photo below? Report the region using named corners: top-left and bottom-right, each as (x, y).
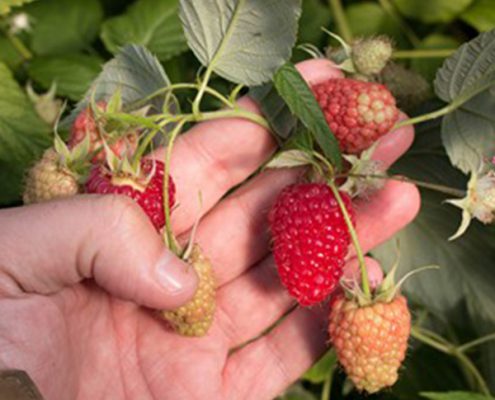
top-left (0, 63), bottom-right (51, 205)
top-left (24, 0), bottom-right (103, 56)
top-left (461, 0), bottom-right (495, 33)
top-left (179, 0), bottom-right (301, 86)
top-left (101, 0), bottom-right (188, 62)
top-left (434, 29), bottom-right (495, 174)
top-left (372, 117), bottom-right (495, 391)
top-left (392, 0), bottom-right (473, 24)
top-left (27, 54), bottom-right (102, 101)
top-left (63, 44), bottom-right (175, 128)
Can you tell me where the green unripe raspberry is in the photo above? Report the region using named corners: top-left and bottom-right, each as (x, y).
top-left (352, 37), bottom-right (393, 75)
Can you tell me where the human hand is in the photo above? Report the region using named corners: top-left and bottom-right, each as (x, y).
top-left (0, 59), bottom-right (419, 400)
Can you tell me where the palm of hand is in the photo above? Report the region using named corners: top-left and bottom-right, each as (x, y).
top-left (0, 60), bottom-right (419, 400)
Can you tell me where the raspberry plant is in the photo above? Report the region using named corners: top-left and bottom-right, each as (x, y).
top-left (1, 0), bottom-right (495, 399)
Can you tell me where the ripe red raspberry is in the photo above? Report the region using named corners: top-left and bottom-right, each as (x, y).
top-left (269, 183), bottom-right (354, 306)
top-left (312, 79), bottom-right (399, 154)
top-left (70, 101), bottom-right (137, 162)
top-left (85, 159), bottom-right (175, 230)
top-left (329, 294), bottom-right (411, 393)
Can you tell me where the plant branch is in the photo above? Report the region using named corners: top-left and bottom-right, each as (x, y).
top-left (393, 49), bottom-right (455, 59)
top-left (321, 371), bottom-right (333, 400)
top-left (458, 333), bottom-right (495, 353)
top-left (162, 118), bottom-right (190, 254)
top-left (192, 67), bottom-right (215, 117)
top-left (328, 0), bottom-right (352, 43)
top-left (392, 104), bottom-right (454, 130)
top-left (199, 108), bottom-right (270, 129)
top-left (411, 327), bottom-right (491, 396)
top-left (341, 173), bottom-right (466, 198)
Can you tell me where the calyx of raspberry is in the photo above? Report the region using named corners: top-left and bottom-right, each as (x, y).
top-left (447, 170), bottom-right (495, 240)
top-left (340, 144), bottom-right (385, 198)
top-left (103, 149), bottom-right (154, 191)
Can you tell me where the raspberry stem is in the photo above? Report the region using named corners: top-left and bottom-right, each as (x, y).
top-left (163, 118), bottom-right (189, 255)
top-left (341, 173), bottom-right (466, 198)
top-left (393, 49), bottom-right (455, 59)
top-left (327, 180), bottom-right (372, 299)
top-left (458, 332), bottom-right (495, 353)
top-left (393, 77), bottom-right (495, 130)
top-left (0, 23), bottom-right (32, 60)
top-left (410, 326), bottom-right (491, 395)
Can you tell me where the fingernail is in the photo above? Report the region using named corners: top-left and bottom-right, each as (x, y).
top-left (155, 251), bottom-right (197, 294)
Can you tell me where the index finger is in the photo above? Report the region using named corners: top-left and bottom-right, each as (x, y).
top-left (152, 59), bottom-right (344, 234)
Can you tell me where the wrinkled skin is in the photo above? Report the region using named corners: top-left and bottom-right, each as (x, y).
top-left (0, 60), bottom-right (419, 400)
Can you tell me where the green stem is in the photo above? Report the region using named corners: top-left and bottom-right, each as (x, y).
top-left (192, 67), bottom-right (215, 117)
top-left (328, 0), bottom-right (352, 43)
top-left (321, 371), bottom-right (333, 400)
top-left (199, 108), bottom-right (270, 130)
top-left (7, 32), bottom-right (32, 60)
top-left (454, 349), bottom-right (492, 396)
top-left (377, 0), bottom-right (420, 47)
top-left (411, 327), bottom-right (491, 396)
top-left (393, 49), bottom-right (455, 59)
top-left (162, 118), bottom-right (190, 254)
top-left (130, 83), bottom-right (233, 111)
top-left (392, 103), bottom-right (455, 130)
top-left (410, 327), bottom-right (452, 353)
top-left (133, 127), bottom-right (161, 169)
top-left (327, 181), bottom-right (371, 298)
top-left (458, 333), bottom-right (495, 353)
top-left (343, 173), bottom-right (466, 198)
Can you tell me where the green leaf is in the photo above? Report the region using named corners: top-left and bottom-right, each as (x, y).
top-left (346, 2), bottom-right (404, 44)
top-left (434, 29), bottom-right (495, 173)
top-left (27, 54), bottom-right (102, 101)
top-left (277, 384), bottom-right (317, 400)
top-left (179, 0), bottom-right (302, 86)
top-left (273, 63), bottom-right (342, 169)
top-left (303, 349), bottom-right (337, 384)
top-left (0, 62), bottom-right (51, 205)
top-left (392, 0), bottom-right (473, 23)
top-left (372, 118), bottom-right (495, 390)
top-left (63, 44), bottom-right (171, 128)
top-left (101, 0), bottom-right (188, 62)
top-left (298, 0), bottom-right (331, 45)
top-left (421, 392), bottom-right (495, 400)
top-left (411, 34), bottom-right (460, 82)
top-left (462, 0), bottom-right (495, 32)
top-left (266, 149), bottom-right (314, 169)
top-left (25, 0), bottom-right (103, 55)
top-left (249, 83), bottom-right (298, 142)
top-left (0, 0), bottom-right (34, 15)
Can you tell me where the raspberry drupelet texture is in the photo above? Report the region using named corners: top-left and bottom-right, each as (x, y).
top-left (329, 294), bottom-right (411, 393)
top-left (85, 159), bottom-right (175, 230)
top-left (162, 245), bottom-right (216, 337)
top-left (312, 78), bottom-right (399, 154)
top-left (23, 148), bottom-right (79, 204)
top-left (269, 183), bottom-right (354, 306)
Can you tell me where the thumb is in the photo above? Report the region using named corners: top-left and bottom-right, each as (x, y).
top-left (0, 195), bottom-right (198, 310)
